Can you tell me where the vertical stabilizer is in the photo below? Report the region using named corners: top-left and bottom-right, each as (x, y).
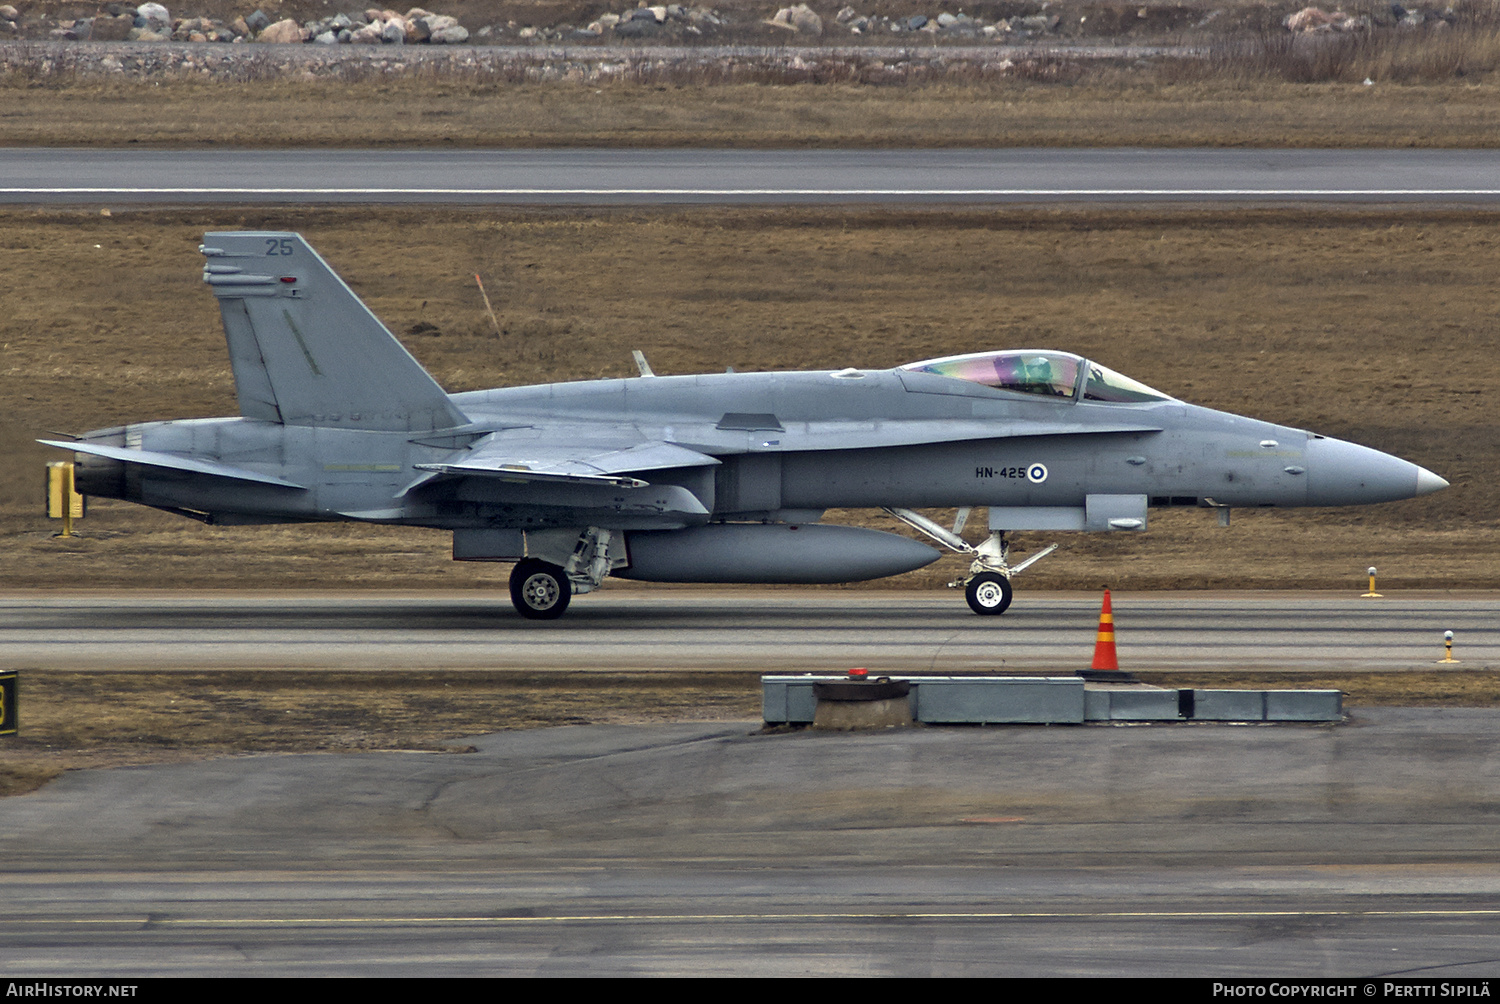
top-left (201, 232), bottom-right (468, 432)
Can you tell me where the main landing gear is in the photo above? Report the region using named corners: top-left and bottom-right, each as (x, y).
top-left (883, 507), bottom-right (1058, 617)
top-left (506, 528), bottom-right (624, 620)
top-left (509, 558), bottom-right (571, 620)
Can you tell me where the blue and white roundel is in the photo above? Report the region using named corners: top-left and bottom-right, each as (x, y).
top-left (1026, 463), bottom-right (1048, 484)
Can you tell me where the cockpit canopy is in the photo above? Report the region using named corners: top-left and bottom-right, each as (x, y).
top-left (899, 350), bottom-right (1174, 404)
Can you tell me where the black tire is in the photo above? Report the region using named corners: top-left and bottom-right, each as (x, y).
top-left (965, 572), bottom-right (1013, 615)
top-left (509, 558), bottom-right (572, 620)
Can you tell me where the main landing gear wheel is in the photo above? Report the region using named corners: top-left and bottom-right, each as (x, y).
top-left (965, 572), bottom-right (1013, 616)
top-left (510, 558), bottom-right (571, 620)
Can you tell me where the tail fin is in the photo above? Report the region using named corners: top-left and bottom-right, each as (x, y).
top-left (200, 232), bottom-right (468, 432)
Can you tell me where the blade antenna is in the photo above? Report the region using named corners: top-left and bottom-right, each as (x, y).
top-left (952, 507), bottom-right (971, 535)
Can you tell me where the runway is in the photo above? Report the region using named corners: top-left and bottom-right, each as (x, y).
top-left (6, 148), bottom-right (1500, 204)
top-left (4, 713), bottom-right (1500, 976)
top-left (1, 590), bottom-right (1493, 672)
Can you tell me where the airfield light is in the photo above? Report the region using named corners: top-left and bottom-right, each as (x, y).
top-left (1440, 630), bottom-right (1458, 664)
top-left (1362, 567), bottom-right (1382, 598)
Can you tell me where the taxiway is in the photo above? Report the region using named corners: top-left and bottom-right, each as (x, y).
top-left (3, 712), bottom-right (1500, 976)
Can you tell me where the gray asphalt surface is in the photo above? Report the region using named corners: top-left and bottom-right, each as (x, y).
top-left (5, 148), bottom-right (1500, 204)
top-left (2, 590), bottom-right (1493, 671)
top-left (3, 712), bottom-right (1500, 976)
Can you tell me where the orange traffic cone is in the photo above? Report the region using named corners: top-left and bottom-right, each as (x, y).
top-left (1090, 588), bottom-right (1119, 671)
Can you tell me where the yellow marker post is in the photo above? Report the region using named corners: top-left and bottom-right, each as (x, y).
top-left (1361, 566), bottom-right (1382, 598)
top-left (1439, 630), bottom-right (1459, 664)
top-left (0, 670), bottom-right (14, 736)
top-left (46, 461), bottom-right (84, 538)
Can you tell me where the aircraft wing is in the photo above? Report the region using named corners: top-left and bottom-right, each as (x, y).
top-left (412, 433), bottom-right (720, 488)
top-left (38, 440), bottom-right (306, 489)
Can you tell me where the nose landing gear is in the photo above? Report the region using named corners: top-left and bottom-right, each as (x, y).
top-left (883, 507), bottom-right (1058, 616)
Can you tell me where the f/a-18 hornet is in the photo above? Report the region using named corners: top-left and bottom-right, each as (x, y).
top-left (44, 232), bottom-right (1448, 619)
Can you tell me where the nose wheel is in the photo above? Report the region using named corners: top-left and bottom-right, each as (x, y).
top-left (965, 572), bottom-right (1013, 615)
top-left (510, 558), bottom-right (572, 620)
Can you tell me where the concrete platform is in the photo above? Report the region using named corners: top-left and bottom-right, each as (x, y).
top-left (764, 675), bottom-right (1343, 725)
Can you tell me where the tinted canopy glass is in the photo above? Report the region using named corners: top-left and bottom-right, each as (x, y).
top-left (901, 351), bottom-right (1082, 399)
top-left (1081, 361), bottom-right (1174, 403)
top-left (901, 350), bottom-right (1174, 404)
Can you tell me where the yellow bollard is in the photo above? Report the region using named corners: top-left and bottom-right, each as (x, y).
top-left (1438, 630), bottom-right (1459, 664)
top-left (46, 462), bottom-right (83, 538)
top-left (1361, 566), bottom-right (1382, 598)
top-left (0, 670), bottom-right (15, 736)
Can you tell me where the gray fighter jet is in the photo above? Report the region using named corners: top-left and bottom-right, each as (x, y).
top-left (43, 232), bottom-right (1448, 619)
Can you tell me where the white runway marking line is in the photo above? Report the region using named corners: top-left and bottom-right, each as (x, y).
top-left (6, 188), bottom-right (1500, 197)
top-left (15, 907), bottom-right (1500, 927)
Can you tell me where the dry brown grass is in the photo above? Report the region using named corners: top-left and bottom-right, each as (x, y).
top-left (1185, 25), bottom-right (1500, 85)
top-left (1, 75), bottom-right (1500, 147)
top-left (2, 204), bottom-right (1497, 592)
top-left (0, 668), bottom-right (764, 796)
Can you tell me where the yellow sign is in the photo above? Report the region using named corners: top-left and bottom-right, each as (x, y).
top-left (46, 462), bottom-right (84, 537)
top-left (47, 462), bottom-right (83, 519)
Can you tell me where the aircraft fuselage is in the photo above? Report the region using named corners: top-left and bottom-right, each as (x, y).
top-left (72, 368), bottom-right (1426, 527)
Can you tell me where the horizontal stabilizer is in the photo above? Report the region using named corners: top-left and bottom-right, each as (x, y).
top-left (39, 440), bottom-right (305, 489)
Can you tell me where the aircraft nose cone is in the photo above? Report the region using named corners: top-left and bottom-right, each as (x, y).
top-left (1305, 437), bottom-right (1444, 506)
top-left (1416, 466), bottom-right (1450, 496)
